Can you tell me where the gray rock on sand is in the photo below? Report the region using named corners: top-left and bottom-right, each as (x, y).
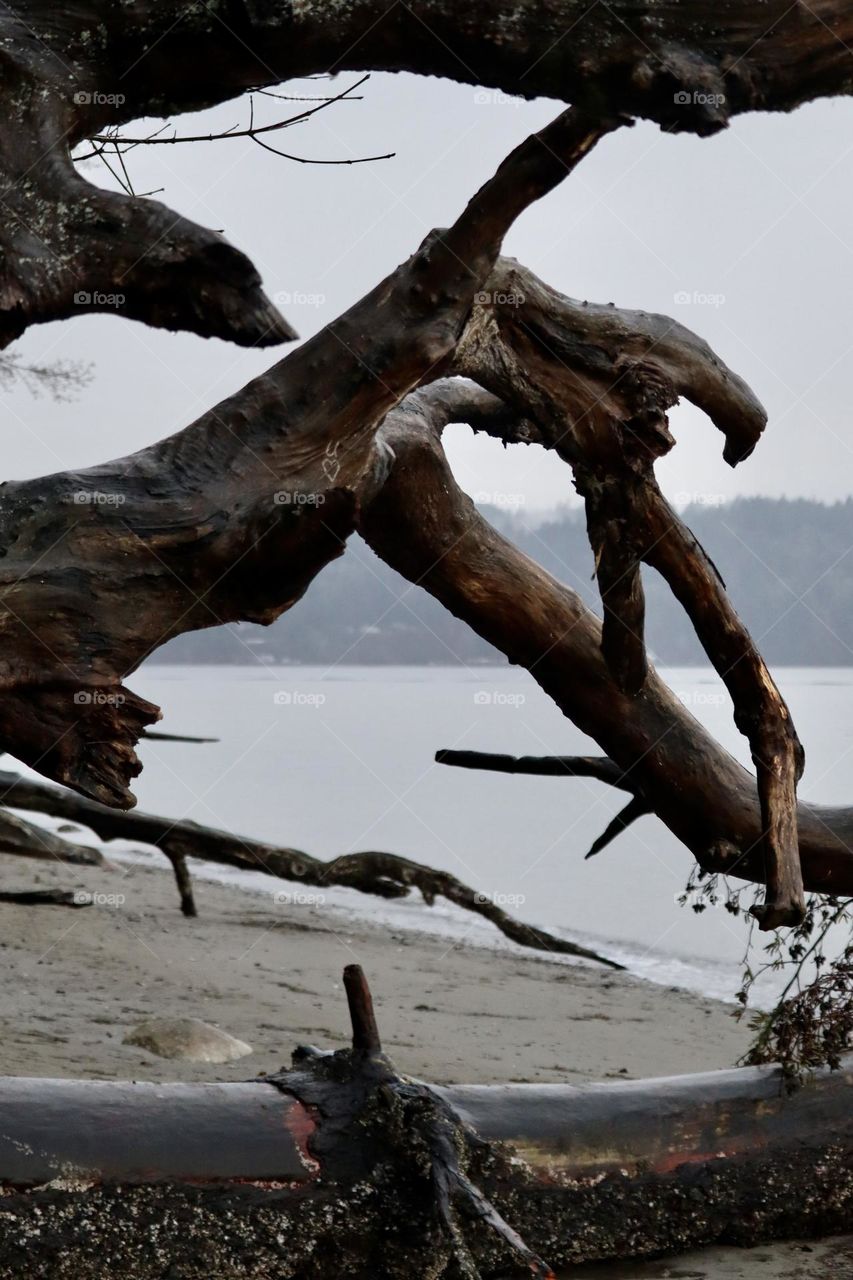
top-left (123, 1018), bottom-right (253, 1063)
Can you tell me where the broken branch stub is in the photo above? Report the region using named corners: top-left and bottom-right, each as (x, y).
top-left (271, 966), bottom-right (557, 1279)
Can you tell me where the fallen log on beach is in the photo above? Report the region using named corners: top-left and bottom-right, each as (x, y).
top-left (0, 967), bottom-right (848, 1278)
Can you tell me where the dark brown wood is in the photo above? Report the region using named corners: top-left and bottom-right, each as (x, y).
top-left (357, 382), bottom-right (853, 903)
top-left (436, 750), bottom-right (634, 790)
top-left (585, 795), bottom-right (650, 860)
top-left (446, 263), bottom-right (805, 928)
top-left (343, 964), bottom-right (382, 1057)
top-left (639, 487), bottom-right (805, 926)
top-left (3, 2), bottom-right (853, 349)
top-left (0, 109), bottom-right (615, 811)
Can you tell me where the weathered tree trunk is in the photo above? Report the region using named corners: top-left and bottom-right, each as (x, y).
top-left (0, 969), bottom-right (848, 1278)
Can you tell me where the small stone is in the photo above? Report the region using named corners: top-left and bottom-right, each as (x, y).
top-left (123, 1018), bottom-right (253, 1063)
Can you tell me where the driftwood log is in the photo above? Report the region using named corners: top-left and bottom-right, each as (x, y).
top-left (0, 118), bottom-right (843, 928)
top-left (0, 967), bottom-right (848, 1279)
top-left (0, 7), bottom-right (851, 956)
top-left (0, 11), bottom-right (849, 1273)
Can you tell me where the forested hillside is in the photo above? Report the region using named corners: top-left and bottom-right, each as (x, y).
top-left (155, 497), bottom-right (853, 666)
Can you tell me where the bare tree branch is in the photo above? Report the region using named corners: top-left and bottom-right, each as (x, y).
top-left (356, 380), bottom-right (853, 905)
top-left (435, 749), bottom-right (634, 791)
top-left (0, 771), bottom-right (622, 968)
top-left (0, 355), bottom-right (92, 401)
top-left (4, 1), bottom-right (853, 345)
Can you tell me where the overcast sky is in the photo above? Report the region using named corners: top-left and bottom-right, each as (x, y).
top-left (6, 74), bottom-right (853, 513)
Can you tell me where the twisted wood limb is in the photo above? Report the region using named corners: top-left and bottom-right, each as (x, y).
top-left (0, 140), bottom-right (833, 929)
top-left (0, 771), bottom-right (621, 967)
top-left (637, 487), bottom-right (805, 927)
top-left (356, 382), bottom-right (853, 905)
top-left (447, 266), bottom-right (805, 926)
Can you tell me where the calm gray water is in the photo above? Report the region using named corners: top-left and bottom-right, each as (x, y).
top-left (49, 663), bottom-right (853, 1007)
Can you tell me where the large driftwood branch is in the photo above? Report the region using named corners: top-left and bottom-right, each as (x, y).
top-left (0, 109), bottom-right (616, 807)
top-left (0, 235), bottom-right (847, 913)
top-left (444, 270), bottom-right (805, 927)
top-left (0, 808), bottom-right (102, 867)
top-left (356, 381), bottom-right (853, 904)
top-left (4, 2), bottom-right (853, 345)
top-left (0, 772), bottom-right (621, 967)
top-left (0, 96), bottom-right (841, 923)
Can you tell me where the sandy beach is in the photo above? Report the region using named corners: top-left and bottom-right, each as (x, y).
top-left (0, 846), bottom-right (849, 1278)
top-left (0, 848), bottom-right (751, 1084)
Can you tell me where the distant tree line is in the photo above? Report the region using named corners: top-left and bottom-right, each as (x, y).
top-left (155, 497), bottom-right (853, 667)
